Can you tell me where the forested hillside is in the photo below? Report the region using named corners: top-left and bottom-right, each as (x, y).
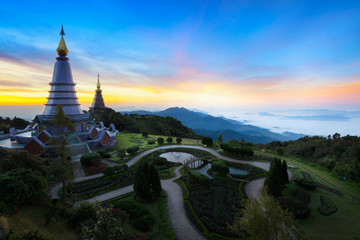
top-left (0, 116), bottom-right (30, 133)
top-left (90, 107), bottom-right (202, 139)
top-left (262, 134), bottom-right (360, 180)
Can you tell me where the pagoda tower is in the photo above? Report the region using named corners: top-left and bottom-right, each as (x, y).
top-left (35, 26), bottom-right (89, 134)
top-left (91, 73), bottom-right (106, 109)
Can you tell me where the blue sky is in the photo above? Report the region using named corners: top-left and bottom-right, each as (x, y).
top-left (0, 0), bottom-right (359, 111)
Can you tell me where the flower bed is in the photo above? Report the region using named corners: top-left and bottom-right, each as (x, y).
top-left (87, 164), bottom-right (107, 174)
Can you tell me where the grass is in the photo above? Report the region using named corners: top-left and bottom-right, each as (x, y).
top-left (256, 149), bottom-right (360, 240)
top-left (105, 132), bottom-right (201, 164)
top-left (4, 205), bottom-right (78, 240)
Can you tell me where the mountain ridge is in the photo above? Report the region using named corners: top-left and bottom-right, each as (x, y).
top-left (122, 107), bottom-right (307, 144)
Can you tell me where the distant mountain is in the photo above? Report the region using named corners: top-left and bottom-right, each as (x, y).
top-left (122, 107), bottom-right (307, 144)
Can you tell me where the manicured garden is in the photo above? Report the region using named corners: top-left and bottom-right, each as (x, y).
top-left (256, 149), bottom-right (360, 240)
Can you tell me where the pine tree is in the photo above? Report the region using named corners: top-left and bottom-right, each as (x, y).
top-left (136, 171), bottom-right (151, 200)
top-left (48, 105), bottom-right (75, 202)
top-left (264, 158), bottom-right (282, 196)
top-left (281, 160), bottom-right (289, 184)
top-left (218, 133), bottom-right (223, 144)
top-left (150, 164), bottom-right (162, 196)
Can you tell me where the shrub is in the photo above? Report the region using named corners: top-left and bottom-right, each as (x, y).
top-left (279, 196), bottom-right (311, 219)
top-left (147, 140), bottom-right (155, 144)
top-left (276, 147), bottom-right (285, 155)
top-left (318, 195), bottom-right (337, 216)
top-left (80, 153), bottom-right (101, 167)
top-left (211, 160), bottom-right (229, 177)
top-left (294, 178), bottom-right (317, 190)
top-left (112, 200), bottom-right (155, 232)
top-left (117, 148), bottom-right (126, 159)
top-left (103, 166), bottom-right (115, 176)
top-left (188, 171), bottom-right (210, 186)
top-left (127, 145), bottom-right (139, 154)
top-left (66, 201), bottom-right (96, 230)
top-left (157, 137), bottom-right (164, 144)
top-left (202, 137), bottom-right (213, 147)
top-left (142, 132), bottom-right (148, 138)
top-left (167, 137), bottom-right (173, 143)
top-left (220, 142), bottom-right (254, 157)
top-left (176, 137), bottom-right (182, 143)
top-left (153, 157), bottom-right (167, 166)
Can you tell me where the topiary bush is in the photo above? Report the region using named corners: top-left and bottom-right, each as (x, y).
top-left (318, 195), bottom-right (337, 216)
top-left (80, 153), bottom-right (101, 167)
top-left (157, 137), bottom-right (164, 144)
top-left (127, 145), bottom-right (139, 154)
top-left (103, 166), bottom-right (115, 176)
top-left (167, 137), bottom-right (173, 143)
top-left (176, 137), bottom-right (182, 143)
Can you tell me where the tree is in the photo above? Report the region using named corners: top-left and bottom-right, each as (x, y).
top-left (81, 202), bottom-right (125, 240)
top-left (281, 160), bottom-right (289, 184)
top-left (202, 137), bottom-right (213, 147)
top-left (48, 105), bottom-right (75, 203)
top-left (218, 133), bottom-right (223, 144)
top-left (117, 148), bottom-right (127, 160)
top-left (264, 158), bottom-right (282, 196)
top-left (276, 147), bottom-right (285, 155)
top-left (150, 164), bottom-right (162, 196)
top-left (229, 188), bottom-right (304, 240)
top-left (240, 137), bottom-right (245, 145)
top-left (142, 132), bottom-right (148, 138)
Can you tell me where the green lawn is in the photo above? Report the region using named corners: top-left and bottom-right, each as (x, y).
top-left (106, 132), bottom-right (201, 163)
top-left (256, 150), bottom-right (360, 240)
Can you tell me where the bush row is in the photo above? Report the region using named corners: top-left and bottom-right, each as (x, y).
top-left (220, 143), bottom-right (254, 157)
top-left (103, 164), bottom-right (129, 176)
top-left (294, 178), bottom-right (317, 190)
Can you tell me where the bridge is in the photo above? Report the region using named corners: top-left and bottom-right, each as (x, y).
top-left (183, 156), bottom-right (208, 170)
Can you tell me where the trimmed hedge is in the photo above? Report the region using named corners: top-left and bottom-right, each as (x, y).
top-left (157, 137), bottom-right (164, 144)
top-left (176, 137), bottom-right (182, 143)
top-left (318, 195), bottom-right (337, 216)
top-left (80, 153), bottom-right (101, 167)
top-left (220, 143), bottom-right (254, 157)
top-left (294, 178), bottom-right (317, 190)
top-left (127, 145), bottom-right (139, 154)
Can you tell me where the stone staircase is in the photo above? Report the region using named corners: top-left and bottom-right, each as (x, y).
top-left (69, 143), bottom-right (90, 158)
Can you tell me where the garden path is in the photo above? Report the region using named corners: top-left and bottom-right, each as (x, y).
top-left (50, 144), bottom-right (293, 239)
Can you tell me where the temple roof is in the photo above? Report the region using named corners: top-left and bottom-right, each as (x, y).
top-left (92, 74), bottom-right (106, 109)
top-left (97, 73), bottom-right (101, 89)
top-left (57, 25), bottom-right (68, 56)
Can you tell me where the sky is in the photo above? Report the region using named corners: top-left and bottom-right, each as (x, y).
top-left (0, 0), bottom-right (359, 135)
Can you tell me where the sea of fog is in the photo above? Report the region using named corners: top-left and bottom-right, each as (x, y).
top-left (1, 105), bottom-right (359, 137)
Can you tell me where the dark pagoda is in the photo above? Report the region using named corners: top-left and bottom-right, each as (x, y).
top-left (35, 25), bottom-right (89, 134)
top-left (91, 73), bottom-right (106, 109)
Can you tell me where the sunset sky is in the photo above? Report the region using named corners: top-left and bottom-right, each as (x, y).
top-left (0, 0), bottom-right (359, 112)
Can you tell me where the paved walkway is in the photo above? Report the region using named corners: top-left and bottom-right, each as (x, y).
top-left (50, 144), bottom-right (292, 239)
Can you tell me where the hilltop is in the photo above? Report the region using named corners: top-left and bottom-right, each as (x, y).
top-left (122, 107), bottom-right (306, 143)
